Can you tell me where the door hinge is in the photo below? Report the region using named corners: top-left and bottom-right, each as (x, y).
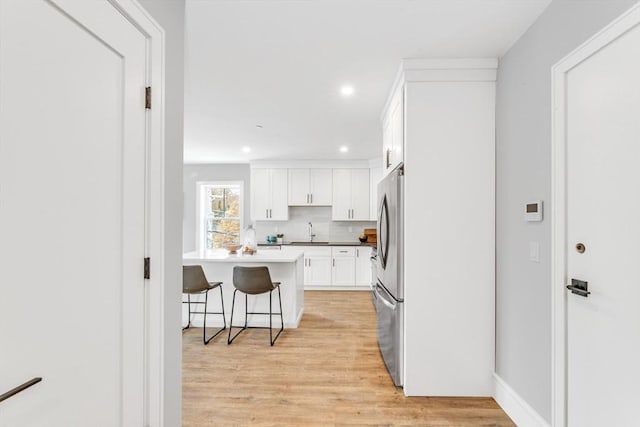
top-left (145, 87), bottom-right (151, 110)
top-left (144, 257), bottom-right (150, 279)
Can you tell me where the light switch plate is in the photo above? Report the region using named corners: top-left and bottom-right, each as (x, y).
top-left (529, 241), bottom-right (540, 263)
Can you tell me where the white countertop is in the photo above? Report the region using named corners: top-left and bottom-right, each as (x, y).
top-left (183, 249), bottom-right (304, 263)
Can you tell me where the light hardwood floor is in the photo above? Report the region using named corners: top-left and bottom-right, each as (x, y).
top-left (183, 290), bottom-right (514, 426)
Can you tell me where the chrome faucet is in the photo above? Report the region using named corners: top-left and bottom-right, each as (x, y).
top-left (308, 222), bottom-right (316, 242)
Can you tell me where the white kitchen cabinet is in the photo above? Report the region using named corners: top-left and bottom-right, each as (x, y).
top-left (331, 169), bottom-right (370, 221)
top-left (251, 168), bottom-right (288, 221)
top-left (331, 249), bottom-right (355, 286)
top-left (387, 59), bottom-right (497, 397)
top-left (288, 168), bottom-right (332, 206)
top-left (305, 256), bottom-right (332, 286)
top-left (355, 246), bottom-right (372, 287)
top-left (382, 85), bottom-right (404, 175)
top-left (300, 246), bottom-right (332, 287)
top-left (369, 166), bottom-right (382, 221)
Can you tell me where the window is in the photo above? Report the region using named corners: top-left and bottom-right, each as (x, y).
top-left (198, 182), bottom-right (243, 250)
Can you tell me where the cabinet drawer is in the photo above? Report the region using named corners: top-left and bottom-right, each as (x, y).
top-left (298, 246), bottom-right (332, 257)
top-left (331, 247), bottom-right (356, 257)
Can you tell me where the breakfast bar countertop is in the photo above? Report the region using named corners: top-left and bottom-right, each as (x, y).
top-left (183, 249), bottom-right (304, 263)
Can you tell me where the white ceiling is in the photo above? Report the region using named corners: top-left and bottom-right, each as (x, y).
top-left (184, 0), bottom-right (551, 164)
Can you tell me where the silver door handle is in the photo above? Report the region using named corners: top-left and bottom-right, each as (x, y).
top-left (374, 285), bottom-right (396, 309)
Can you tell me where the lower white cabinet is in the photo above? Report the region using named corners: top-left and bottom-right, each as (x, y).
top-left (355, 246), bottom-right (372, 287)
top-left (300, 246), bottom-right (332, 287)
top-left (305, 256), bottom-right (332, 286)
top-left (331, 248), bottom-right (356, 286)
top-left (297, 245), bottom-right (372, 289)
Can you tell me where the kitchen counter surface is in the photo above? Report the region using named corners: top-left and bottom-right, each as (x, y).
top-left (258, 241), bottom-right (376, 248)
top-left (183, 249), bottom-right (303, 263)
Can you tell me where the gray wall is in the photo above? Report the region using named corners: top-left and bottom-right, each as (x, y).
top-left (183, 164), bottom-right (252, 252)
top-left (137, 1), bottom-right (185, 425)
top-left (495, 0), bottom-right (637, 421)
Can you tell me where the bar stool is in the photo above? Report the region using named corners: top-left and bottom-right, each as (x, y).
top-left (182, 265), bottom-right (226, 345)
top-left (227, 266), bottom-right (284, 346)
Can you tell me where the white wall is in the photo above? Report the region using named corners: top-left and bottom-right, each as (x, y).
top-left (137, 1), bottom-right (184, 426)
top-left (183, 164), bottom-right (252, 252)
top-left (495, 0), bottom-right (638, 421)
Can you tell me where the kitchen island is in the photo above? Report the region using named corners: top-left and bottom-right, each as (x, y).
top-left (182, 249), bottom-right (304, 328)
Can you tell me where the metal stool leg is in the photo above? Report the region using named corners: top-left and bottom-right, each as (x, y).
top-left (202, 288), bottom-right (226, 345)
top-left (270, 286), bottom-right (284, 346)
top-left (228, 289), bottom-right (248, 344)
top-left (182, 294), bottom-right (192, 331)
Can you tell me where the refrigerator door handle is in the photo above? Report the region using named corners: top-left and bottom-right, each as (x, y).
top-left (375, 284), bottom-right (396, 310)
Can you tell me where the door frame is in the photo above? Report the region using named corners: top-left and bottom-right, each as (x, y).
top-left (550, 3), bottom-right (640, 426)
top-left (102, 0), bottom-right (167, 425)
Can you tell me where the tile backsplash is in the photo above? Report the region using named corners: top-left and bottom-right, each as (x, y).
top-left (254, 206), bottom-right (375, 243)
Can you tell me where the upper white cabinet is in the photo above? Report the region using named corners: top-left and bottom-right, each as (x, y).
top-left (251, 168), bottom-right (288, 221)
top-left (369, 166), bottom-right (382, 221)
top-left (331, 169), bottom-right (370, 221)
top-left (288, 168), bottom-right (332, 206)
top-left (382, 85), bottom-right (404, 175)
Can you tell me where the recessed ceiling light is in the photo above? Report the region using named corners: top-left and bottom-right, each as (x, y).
top-left (340, 85), bottom-right (355, 97)
top-left (242, 146), bottom-right (251, 153)
top-left (339, 146), bottom-right (349, 153)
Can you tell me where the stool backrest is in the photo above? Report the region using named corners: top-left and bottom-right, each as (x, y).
top-left (232, 266), bottom-right (274, 295)
top-left (183, 265), bottom-right (210, 293)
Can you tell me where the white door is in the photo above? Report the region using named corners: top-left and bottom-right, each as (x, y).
top-left (565, 21), bottom-right (640, 427)
top-left (0, 1), bottom-right (148, 425)
top-left (288, 168), bottom-right (310, 205)
top-left (309, 168), bottom-right (332, 205)
top-left (332, 169), bottom-right (352, 220)
top-left (251, 169), bottom-right (270, 220)
top-left (350, 169), bottom-right (370, 220)
top-left (269, 168), bottom-right (289, 220)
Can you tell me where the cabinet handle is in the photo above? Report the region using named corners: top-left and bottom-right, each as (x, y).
top-left (306, 194), bottom-right (309, 204)
top-left (386, 148), bottom-right (391, 168)
top-left (357, 249), bottom-right (359, 257)
top-left (266, 209), bottom-right (268, 218)
top-left (269, 209), bottom-right (272, 218)
top-left (310, 193), bottom-right (313, 204)
top-left (333, 259), bottom-right (335, 267)
top-left (309, 259), bottom-right (311, 266)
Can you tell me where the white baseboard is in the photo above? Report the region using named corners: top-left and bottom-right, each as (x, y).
top-left (493, 373), bottom-right (550, 427)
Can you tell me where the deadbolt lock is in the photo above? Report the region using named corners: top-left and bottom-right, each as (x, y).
top-left (576, 243), bottom-right (586, 253)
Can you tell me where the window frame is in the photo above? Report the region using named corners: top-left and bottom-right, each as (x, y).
top-left (196, 181), bottom-right (244, 251)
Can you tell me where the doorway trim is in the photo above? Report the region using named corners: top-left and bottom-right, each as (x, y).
top-left (101, 0), bottom-right (167, 425)
top-left (550, 3), bottom-right (640, 426)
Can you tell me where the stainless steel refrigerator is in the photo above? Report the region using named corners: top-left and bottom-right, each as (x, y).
top-left (375, 164), bottom-right (404, 387)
